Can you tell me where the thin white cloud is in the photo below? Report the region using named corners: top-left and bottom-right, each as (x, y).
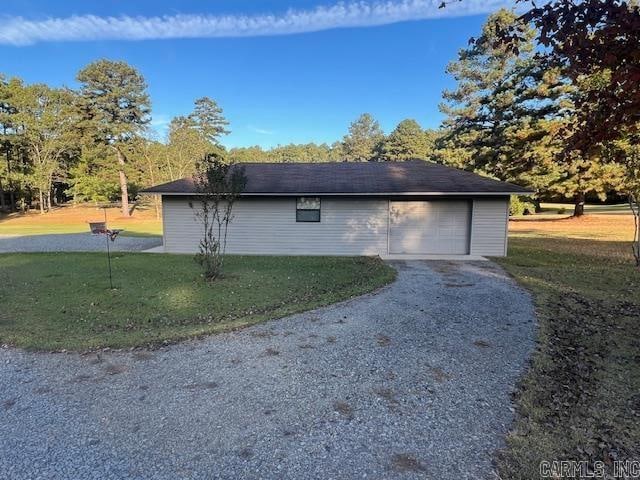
top-left (248, 125), bottom-right (275, 135)
top-left (148, 114), bottom-right (172, 138)
top-left (0, 0), bottom-right (513, 46)
top-left (150, 114), bottom-right (171, 128)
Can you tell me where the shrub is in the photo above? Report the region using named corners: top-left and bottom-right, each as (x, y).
top-left (189, 153), bottom-right (247, 281)
top-left (510, 195), bottom-right (536, 216)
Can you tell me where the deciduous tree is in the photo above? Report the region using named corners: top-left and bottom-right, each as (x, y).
top-left (13, 84), bottom-right (77, 213)
top-left (227, 142), bottom-right (342, 163)
top-left (68, 142), bottom-right (119, 204)
top-left (189, 152), bottom-right (247, 281)
top-left (605, 136), bottom-right (640, 266)
top-left (166, 116), bottom-right (212, 181)
top-left (128, 136), bottom-right (167, 218)
top-left (162, 98), bottom-right (230, 180)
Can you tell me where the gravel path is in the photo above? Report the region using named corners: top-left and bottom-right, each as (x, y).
top-left (0, 260), bottom-right (536, 480)
top-left (0, 233), bottom-right (161, 253)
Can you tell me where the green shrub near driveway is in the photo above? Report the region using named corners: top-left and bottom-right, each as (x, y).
top-left (0, 253), bottom-right (395, 351)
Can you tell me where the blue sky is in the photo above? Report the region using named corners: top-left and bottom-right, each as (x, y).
top-left (0, 0), bottom-right (512, 148)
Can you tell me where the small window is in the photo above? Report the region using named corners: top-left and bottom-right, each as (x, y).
top-left (296, 197), bottom-right (321, 222)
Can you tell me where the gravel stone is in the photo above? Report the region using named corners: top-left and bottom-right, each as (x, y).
top-left (0, 260), bottom-right (536, 479)
top-left (0, 233), bottom-right (161, 253)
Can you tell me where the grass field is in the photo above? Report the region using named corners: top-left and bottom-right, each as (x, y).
top-left (0, 202), bottom-right (630, 237)
top-left (510, 202), bottom-right (632, 221)
top-left (0, 254), bottom-right (395, 351)
top-left (0, 204), bottom-right (162, 237)
top-left (538, 202), bottom-right (632, 216)
top-left (509, 214), bottom-right (636, 262)
top-left (495, 214), bottom-right (640, 478)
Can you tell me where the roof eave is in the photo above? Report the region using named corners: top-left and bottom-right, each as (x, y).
top-left (142, 190), bottom-right (533, 196)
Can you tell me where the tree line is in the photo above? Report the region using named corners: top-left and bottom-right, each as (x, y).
top-left (0, 62), bottom-right (436, 217)
top-left (0, 61), bottom-right (233, 217)
top-left (227, 116), bottom-right (436, 164)
top-left (1, 2), bottom-right (638, 220)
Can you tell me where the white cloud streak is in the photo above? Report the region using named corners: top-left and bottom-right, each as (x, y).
top-left (248, 125), bottom-right (275, 135)
top-left (0, 0), bottom-right (513, 46)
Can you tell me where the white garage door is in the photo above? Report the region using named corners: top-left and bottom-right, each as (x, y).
top-left (389, 201), bottom-right (471, 255)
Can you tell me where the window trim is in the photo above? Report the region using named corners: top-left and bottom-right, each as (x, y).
top-left (296, 197), bottom-right (321, 223)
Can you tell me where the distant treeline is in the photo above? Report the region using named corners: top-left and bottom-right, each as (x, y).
top-left (0, 64), bottom-right (437, 216)
top-left (1, 8), bottom-right (637, 217)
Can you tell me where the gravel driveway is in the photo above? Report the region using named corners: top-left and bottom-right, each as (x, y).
top-left (0, 233), bottom-right (161, 253)
top-left (0, 261), bottom-right (536, 480)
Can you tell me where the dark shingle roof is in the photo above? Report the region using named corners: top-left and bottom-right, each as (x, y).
top-left (141, 160), bottom-right (531, 196)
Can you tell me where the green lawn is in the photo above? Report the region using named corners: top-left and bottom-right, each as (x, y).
top-left (495, 237), bottom-right (640, 478)
top-left (0, 253), bottom-right (395, 351)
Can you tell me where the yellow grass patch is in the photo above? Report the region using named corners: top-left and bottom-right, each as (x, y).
top-left (509, 214), bottom-right (635, 262)
top-left (0, 204), bottom-right (162, 236)
top-left (510, 214), bottom-right (634, 241)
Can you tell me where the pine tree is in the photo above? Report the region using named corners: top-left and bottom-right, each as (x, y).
top-left (438, 8), bottom-right (623, 215)
top-left (342, 113), bottom-right (384, 161)
top-left (438, 9), bottom-right (538, 184)
top-left (496, 0), bottom-right (640, 152)
top-left (0, 75), bottom-right (25, 212)
top-left (76, 59), bottom-right (151, 217)
top-left (188, 97), bottom-right (230, 145)
top-left (381, 119), bottom-right (433, 161)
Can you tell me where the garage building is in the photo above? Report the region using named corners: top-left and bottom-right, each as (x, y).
top-left (143, 160), bottom-right (530, 258)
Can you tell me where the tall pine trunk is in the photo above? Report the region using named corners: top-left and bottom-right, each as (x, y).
top-left (573, 191), bottom-right (585, 217)
top-left (116, 147), bottom-right (130, 218)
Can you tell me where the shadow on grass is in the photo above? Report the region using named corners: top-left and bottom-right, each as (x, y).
top-left (0, 253), bottom-right (396, 351)
top-left (510, 216), bottom-right (574, 223)
top-left (508, 236), bottom-right (636, 265)
top-left (494, 237), bottom-right (640, 479)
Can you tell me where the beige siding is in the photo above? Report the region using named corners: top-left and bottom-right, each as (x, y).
top-left (162, 196), bottom-right (389, 255)
top-left (162, 196), bottom-right (511, 257)
top-left (389, 201), bottom-right (471, 254)
top-left (470, 198), bottom-right (509, 257)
